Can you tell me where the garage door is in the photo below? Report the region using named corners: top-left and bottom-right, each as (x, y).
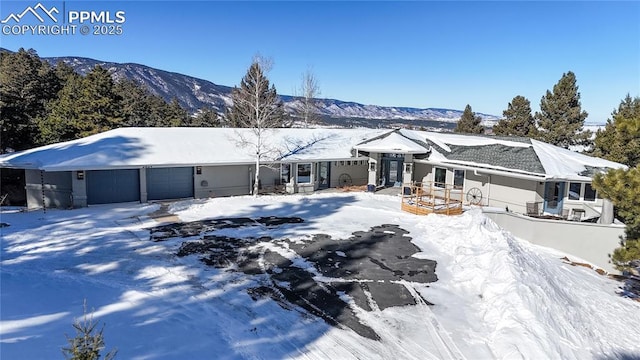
top-left (146, 167), bottom-right (194, 200)
top-left (87, 169), bottom-right (140, 205)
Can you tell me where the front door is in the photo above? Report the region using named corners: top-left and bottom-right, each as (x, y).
top-left (318, 162), bottom-right (330, 189)
top-left (383, 159), bottom-right (403, 186)
top-left (543, 181), bottom-right (565, 215)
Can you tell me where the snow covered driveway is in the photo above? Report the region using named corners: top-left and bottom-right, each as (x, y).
top-left (1, 193), bottom-right (639, 359)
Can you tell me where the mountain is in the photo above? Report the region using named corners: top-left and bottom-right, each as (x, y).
top-left (43, 54), bottom-right (501, 128)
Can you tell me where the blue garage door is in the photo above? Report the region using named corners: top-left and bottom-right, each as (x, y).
top-left (146, 167), bottom-right (194, 201)
top-left (87, 169), bottom-right (140, 205)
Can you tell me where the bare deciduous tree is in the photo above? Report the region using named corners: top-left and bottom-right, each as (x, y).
top-left (226, 55), bottom-right (290, 196)
top-left (298, 68), bottom-right (321, 128)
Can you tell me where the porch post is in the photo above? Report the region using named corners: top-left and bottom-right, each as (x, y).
top-left (367, 157), bottom-right (377, 192)
top-left (402, 154), bottom-right (413, 185)
top-left (140, 168), bottom-right (148, 203)
top-left (71, 171), bottom-right (87, 208)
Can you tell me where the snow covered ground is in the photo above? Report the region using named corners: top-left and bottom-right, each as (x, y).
top-left (1, 192), bottom-right (639, 359)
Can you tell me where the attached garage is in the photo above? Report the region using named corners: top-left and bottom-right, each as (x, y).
top-left (87, 169), bottom-right (140, 205)
top-left (146, 167), bottom-right (194, 201)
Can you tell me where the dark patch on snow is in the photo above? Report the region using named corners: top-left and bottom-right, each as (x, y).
top-left (159, 218), bottom-right (437, 340)
top-left (0, 222), bottom-right (9, 228)
top-left (150, 216), bottom-right (303, 241)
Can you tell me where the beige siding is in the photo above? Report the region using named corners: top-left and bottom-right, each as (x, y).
top-left (486, 175), bottom-right (538, 213)
top-left (413, 163), bottom-right (431, 183)
top-left (462, 171), bottom-right (490, 206)
top-left (330, 160), bottom-right (368, 187)
top-left (194, 165), bottom-right (251, 198)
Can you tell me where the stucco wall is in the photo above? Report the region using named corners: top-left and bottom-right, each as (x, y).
top-left (483, 209), bottom-right (623, 274)
top-left (195, 165), bottom-right (251, 198)
top-left (486, 175), bottom-right (539, 214)
top-left (25, 170), bottom-right (72, 209)
top-left (330, 160), bottom-right (368, 187)
top-left (413, 163), bottom-right (431, 183)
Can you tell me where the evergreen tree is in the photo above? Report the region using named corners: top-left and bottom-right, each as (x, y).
top-left (62, 301), bottom-right (117, 360)
top-left (163, 98), bottom-right (189, 127)
top-left (225, 61), bottom-right (289, 128)
top-left (591, 95), bottom-right (640, 168)
top-left (79, 65), bottom-right (123, 133)
top-left (593, 166), bottom-right (640, 273)
top-left (37, 72), bottom-right (84, 144)
top-left (39, 65), bottom-right (123, 143)
top-left (115, 79), bottom-right (153, 127)
top-left (189, 107), bottom-right (222, 127)
top-left (534, 71), bottom-right (591, 148)
top-left (0, 48), bottom-right (61, 152)
top-left (493, 95), bottom-right (537, 137)
top-left (454, 104), bottom-right (484, 134)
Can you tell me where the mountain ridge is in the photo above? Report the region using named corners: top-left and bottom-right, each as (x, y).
top-left (1, 48), bottom-right (502, 128)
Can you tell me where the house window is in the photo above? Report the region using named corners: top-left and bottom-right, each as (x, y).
top-left (281, 164), bottom-right (290, 185)
top-left (434, 167), bottom-right (446, 188)
top-left (453, 169), bottom-right (464, 190)
top-left (297, 163), bottom-right (312, 184)
top-left (584, 183), bottom-right (597, 201)
top-left (568, 182), bottom-right (581, 200)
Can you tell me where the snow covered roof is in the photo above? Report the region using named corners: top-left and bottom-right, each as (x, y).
top-left (354, 130), bottom-right (428, 154)
top-left (0, 127), bottom-right (383, 171)
top-left (397, 129), bottom-right (626, 181)
top-left (0, 127), bottom-right (626, 181)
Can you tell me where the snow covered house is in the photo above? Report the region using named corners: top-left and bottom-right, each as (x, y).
top-left (0, 127), bottom-right (625, 222)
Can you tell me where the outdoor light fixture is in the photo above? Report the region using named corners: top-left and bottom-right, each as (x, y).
top-left (404, 163), bottom-right (412, 173)
top-left (369, 162), bottom-right (376, 172)
top-left (196, 166), bottom-right (202, 175)
top-left (77, 171), bottom-right (84, 180)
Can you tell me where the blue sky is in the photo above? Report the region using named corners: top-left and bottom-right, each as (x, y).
top-left (2, 1), bottom-right (639, 123)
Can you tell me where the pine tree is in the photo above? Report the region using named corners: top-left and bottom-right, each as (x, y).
top-left (534, 71), bottom-right (591, 148)
top-left (493, 95), bottom-right (537, 137)
top-left (163, 98), bottom-right (189, 126)
top-left (39, 65), bottom-right (123, 143)
top-left (591, 95), bottom-right (640, 168)
top-left (225, 61), bottom-right (289, 128)
top-left (37, 71), bottom-right (84, 144)
top-left (189, 107), bottom-right (222, 127)
top-left (0, 48), bottom-right (61, 152)
top-left (115, 79), bottom-right (153, 127)
top-left (593, 166), bottom-right (640, 273)
top-left (62, 301), bottom-right (117, 360)
top-left (454, 104), bottom-right (484, 134)
top-left (79, 65), bottom-right (123, 133)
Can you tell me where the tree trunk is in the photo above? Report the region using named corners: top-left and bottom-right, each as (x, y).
top-left (253, 155), bottom-right (260, 196)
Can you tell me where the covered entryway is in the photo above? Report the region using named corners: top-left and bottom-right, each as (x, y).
top-left (382, 154), bottom-right (404, 187)
top-left (147, 167), bottom-right (194, 201)
top-left (87, 169), bottom-right (140, 205)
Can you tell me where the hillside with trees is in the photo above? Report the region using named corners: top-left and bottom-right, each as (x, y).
top-left (0, 48), bottom-right (196, 153)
